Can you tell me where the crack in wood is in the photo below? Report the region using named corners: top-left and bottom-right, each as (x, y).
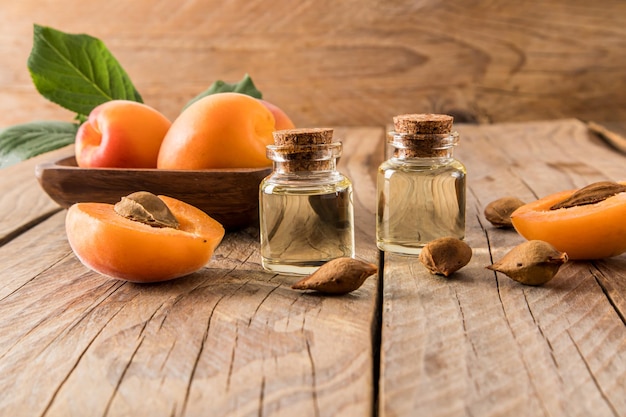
top-left (0, 250), bottom-right (73, 303)
top-left (102, 335), bottom-right (147, 417)
top-left (258, 376), bottom-right (266, 417)
top-left (519, 290), bottom-right (556, 416)
top-left (590, 264), bottom-right (626, 327)
top-left (480, 213), bottom-right (556, 414)
top-left (39, 297), bottom-right (129, 417)
top-left (225, 322), bottom-right (239, 393)
top-left (60, 281), bottom-right (129, 341)
top-left (284, 294), bottom-right (304, 331)
top-left (567, 329), bottom-right (620, 417)
top-left (248, 284), bottom-right (281, 326)
top-left (0, 208), bottom-right (62, 248)
top-left (453, 286), bottom-right (478, 360)
top-left (160, 340), bottom-right (177, 373)
top-left (518, 176), bottom-right (540, 201)
top-left (180, 292), bottom-right (227, 416)
top-left (305, 336), bottom-right (320, 417)
top-left (0, 277), bottom-right (123, 362)
top-left (372, 251), bottom-right (383, 417)
top-left (452, 284), bottom-right (482, 403)
top-left (180, 276), bottom-right (252, 416)
top-left (522, 290), bottom-right (562, 381)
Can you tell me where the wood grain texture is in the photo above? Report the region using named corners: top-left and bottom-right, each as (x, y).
top-left (0, 1), bottom-right (625, 129)
top-left (0, 144), bottom-right (72, 245)
top-left (0, 128), bottom-right (381, 417)
top-left (3, 121), bottom-right (626, 416)
top-left (379, 119), bottom-right (626, 417)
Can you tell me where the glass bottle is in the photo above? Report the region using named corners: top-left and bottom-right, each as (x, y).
top-left (376, 114), bottom-right (466, 255)
top-left (259, 128), bottom-right (355, 275)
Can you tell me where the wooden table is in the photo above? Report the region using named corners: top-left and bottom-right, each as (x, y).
top-left (1, 119), bottom-right (625, 417)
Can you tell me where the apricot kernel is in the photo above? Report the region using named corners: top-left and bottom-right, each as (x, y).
top-left (550, 181), bottom-right (626, 210)
top-left (114, 191), bottom-right (179, 229)
top-left (484, 196), bottom-right (525, 228)
top-left (487, 240), bottom-right (568, 286)
top-left (419, 237), bottom-right (472, 277)
top-left (291, 257), bottom-right (378, 295)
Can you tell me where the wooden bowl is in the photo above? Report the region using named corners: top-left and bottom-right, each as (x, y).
top-left (35, 156), bottom-right (271, 230)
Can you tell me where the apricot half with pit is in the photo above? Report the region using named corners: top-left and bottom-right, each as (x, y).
top-left (511, 181), bottom-right (626, 260)
top-left (65, 193), bottom-right (225, 282)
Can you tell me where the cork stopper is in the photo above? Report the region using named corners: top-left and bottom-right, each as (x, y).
top-left (390, 114), bottom-right (456, 158)
top-left (268, 128), bottom-right (340, 172)
top-left (393, 114), bottom-right (453, 135)
top-left (273, 128), bottom-right (334, 146)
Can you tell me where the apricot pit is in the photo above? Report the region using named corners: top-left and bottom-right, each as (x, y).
top-left (419, 237), bottom-right (472, 277)
top-left (291, 257), bottom-right (378, 295)
top-left (114, 191), bottom-right (179, 229)
top-left (487, 240), bottom-right (568, 286)
top-left (484, 196), bottom-right (525, 228)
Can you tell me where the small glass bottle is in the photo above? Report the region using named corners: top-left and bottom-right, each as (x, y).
top-left (259, 128), bottom-right (355, 275)
top-left (376, 114), bottom-right (466, 255)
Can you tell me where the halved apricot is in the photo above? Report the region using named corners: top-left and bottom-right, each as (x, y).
top-left (65, 195), bottom-right (225, 282)
top-left (511, 183), bottom-right (626, 259)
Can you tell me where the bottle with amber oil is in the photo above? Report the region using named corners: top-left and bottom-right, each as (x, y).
top-left (259, 128), bottom-right (355, 275)
top-left (377, 114), bottom-right (466, 255)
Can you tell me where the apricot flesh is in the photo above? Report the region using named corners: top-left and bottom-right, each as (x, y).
top-left (157, 92), bottom-right (277, 169)
top-left (65, 195), bottom-right (225, 282)
top-left (511, 185), bottom-right (626, 260)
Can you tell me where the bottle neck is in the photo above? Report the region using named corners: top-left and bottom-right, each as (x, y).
top-left (267, 142), bottom-right (342, 174)
top-left (272, 159), bottom-right (337, 174)
top-left (392, 147), bottom-right (455, 159)
top-left (388, 131), bottom-right (459, 159)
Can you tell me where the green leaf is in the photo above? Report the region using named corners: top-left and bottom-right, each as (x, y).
top-left (182, 73), bottom-right (263, 110)
top-left (0, 121), bottom-right (78, 169)
top-left (27, 24), bottom-right (142, 118)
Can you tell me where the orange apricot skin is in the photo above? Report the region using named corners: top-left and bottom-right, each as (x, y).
top-left (75, 100), bottom-right (171, 168)
top-left (259, 99), bottom-right (295, 130)
top-left (65, 196), bottom-right (225, 282)
top-left (511, 186), bottom-right (626, 260)
top-left (157, 93), bottom-right (276, 169)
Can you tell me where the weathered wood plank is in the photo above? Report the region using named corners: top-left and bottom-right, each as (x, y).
top-left (379, 119), bottom-right (626, 417)
top-left (1, 1), bottom-right (625, 129)
top-left (0, 128), bottom-right (382, 416)
top-left (0, 144), bottom-right (73, 245)
top-left (4, 121), bottom-right (626, 417)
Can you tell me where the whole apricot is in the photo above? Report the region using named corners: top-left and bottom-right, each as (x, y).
top-left (65, 194), bottom-right (225, 282)
top-left (157, 92), bottom-right (278, 169)
top-left (511, 181), bottom-right (626, 259)
top-left (259, 99), bottom-right (295, 130)
top-left (75, 100), bottom-right (171, 168)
